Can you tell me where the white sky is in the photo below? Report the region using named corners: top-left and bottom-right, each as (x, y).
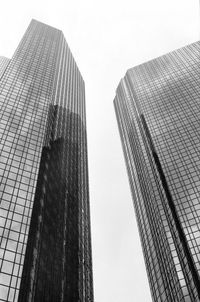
top-left (0, 1), bottom-right (199, 301)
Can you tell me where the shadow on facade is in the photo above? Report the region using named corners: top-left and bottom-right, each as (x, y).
top-left (18, 105), bottom-right (85, 302)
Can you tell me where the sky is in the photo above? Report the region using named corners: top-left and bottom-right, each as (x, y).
top-left (0, 1), bottom-right (199, 301)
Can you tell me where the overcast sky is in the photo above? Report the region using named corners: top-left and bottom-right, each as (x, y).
top-left (0, 1), bottom-right (199, 301)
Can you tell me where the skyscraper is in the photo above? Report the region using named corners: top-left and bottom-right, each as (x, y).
top-left (0, 20), bottom-right (93, 302)
top-left (114, 41), bottom-right (200, 301)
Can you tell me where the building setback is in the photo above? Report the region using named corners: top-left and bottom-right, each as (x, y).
top-left (0, 20), bottom-right (93, 302)
top-left (114, 41), bottom-right (200, 301)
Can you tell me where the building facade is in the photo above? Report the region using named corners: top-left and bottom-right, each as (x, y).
top-left (114, 41), bottom-right (200, 301)
top-left (0, 57), bottom-right (10, 79)
top-left (0, 20), bottom-right (93, 302)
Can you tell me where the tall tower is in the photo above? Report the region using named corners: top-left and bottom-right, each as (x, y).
top-left (0, 20), bottom-right (93, 302)
top-left (114, 41), bottom-right (200, 301)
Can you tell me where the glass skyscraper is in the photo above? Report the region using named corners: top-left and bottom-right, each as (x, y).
top-left (114, 41), bottom-right (200, 301)
top-left (0, 20), bottom-right (93, 302)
